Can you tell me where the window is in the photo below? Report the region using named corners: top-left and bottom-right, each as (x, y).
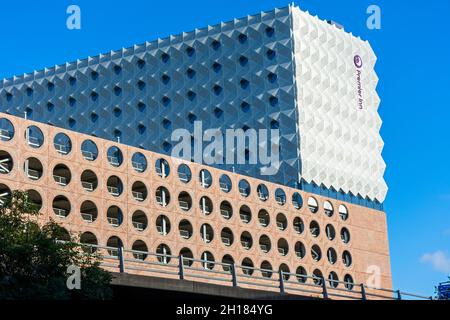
top-left (161, 52), bottom-right (170, 63)
top-left (106, 236), bottom-right (122, 257)
top-left (308, 197), bottom-right (319, 213)
top-left (275, 188), bottom-right (286, 205)
top-left (242, 258), bottom-right (254, 276)
top-left (258, 209), bottom-right (270, 227)
top-left (211, 40), bottom-right (221, 50)
top-left (293, 217), bottom-right (304, 234)
top-left (132, 210), bottom-right (148, 231)
top-left (240, 101), bottom-right (250, 112)
top-left (26, 190), bottom-right (42, 211)
top-left (296, 266), bottom-right (307, 283)
top-left (53, 164), bottom-right (71, 186)
top-left (221, 228), bottom-right (233, 247)
top-left (178, 191), bottom-right (192, 211)
top-left (81, 140), bottom-right (98, 161)
top-left (325, 224), bottom-right (336, 240)
top-left (239, 205), bottom-right (251, 224)
top-left (265, 26), bottom-right (275, 37)
top-left (156, 215), bottom-right (171, 235)
top-left (239, 55), bottom-right (248, 66)
top-left (344, 274), bottom-right (354, 290)
top-left (131, 181), bottom-right (147, 202)
top-left (219, 174), bottom-right (232, 193)
top-left (342, 251), bottom-right (352, 267)
top-left (199, 169), bottom-right (212, 188)
top-left (257, 184), bottom-right (269, 201)
top-left (107, 146), bottom-right (123, 167)
top-left (276, 213), bottom-right (287, 231)
top-left (200, 252), bottom-right (215, 270)
top-left (328, 272), bottom-right (339, 288)
top-left (220, 201), bottom-right (233, 220)
top-left (106, 175), bottom-right (123, 197)
top-left (277, 238), bottom-right (289, 256)
top-left (0, 184), bottom-right (11, 207)
top-left (131, 152), bottom-right (147, 173)
top-left (180, 248), bottom-right (194, 266)
top-left (179, 219), bottom-right (193, 239)
top-left (80, 232), bottom-right (98, 253)
top-left (295, 242), bottom-right (306, 259)
top-left (292, 192), bottom-right (303, 209)
top-left (199, 196), bottom-right (213, 215)
top-left (155, 158), bottom-right (170, 178)
top-left (177, 164), bottom-right (192, 183)
top-left (310, 221), bottom-right (320, 237)
top-left (238, 33), bottom-right (248, 44)
top-left (52, 195), bottom-right (71, 218)
top-left (155, 186), bottom-right (170, 207)
top-left (81, 170), bottom-right (98, 192)
top-left (0, 151), bottom-right (13, 174)
top-left (266, 49), bottom-right (276, 60)
top-left (238, 179), bottom-right (251, 197)
top-left (132, 240), bottom-right (148, 261)
top-left (259, 235), bottom-right (271, 253)
top-left (25, 125), bottom-right (44, 148)
top-left (311, 245), bottom-right (322, 262)
top-left (339, 205), bottom-right (349, 221)
top-left (107, 206), bottom-right (123, 227)
top-left (0, 118), bottom-right (14, 141)
top-left (240, 231), bottom-right (253, 250)
top-left (327, 248), bottom-right (337, 265)
top-left (24, 157), bottom-right (43, 180)
top-left (324, 201), bottom-right (334, 217)
top-left (341, 227), bottom-right (351, 244)
top-left (156, 244), bottom-right (172, 264)
top-left (279, 264), bottom-right (290, 280)
top-left (200, 224), bottom-right (214, 243)
top-left (80, 200), bottom-right (98, 223)
top-left (260, 261), bottom-right (273, 278)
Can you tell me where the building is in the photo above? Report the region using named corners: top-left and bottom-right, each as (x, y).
top-left (0, 5), bottom-right (391, 298)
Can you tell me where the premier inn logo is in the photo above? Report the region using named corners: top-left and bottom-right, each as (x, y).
top-left (354, 55), bottom-right (364, 109)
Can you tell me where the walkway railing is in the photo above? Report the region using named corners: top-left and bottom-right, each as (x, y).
top-left (73, 242), bottom-right (432, 300)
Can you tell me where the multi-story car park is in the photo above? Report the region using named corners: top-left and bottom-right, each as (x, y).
top-left (0, 5), bottom-right (392, 298)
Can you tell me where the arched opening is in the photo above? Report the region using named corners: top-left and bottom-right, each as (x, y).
top-left (200, 223), bottom-right (213, 243)
top-left (107, 176), bottom-right (123, 197)
top-left (107, 205), bottom-right (123, 227)
top-left (178, 219), bottom-right (193, 239)
top-left (276, 213), bottom-right (287, 231)
top-left (257, 184), bottom-right (269, 201)
top-left (131, 181), bottom-right (147, 201)
top-left (80, 200), bottom-right (98, 223)
top-left (132, 240), bottom-right (148, 260)
top-left (219, 174), bottom-right (232, 193)
top-left (24, 157), bottom-right (43, 180)
top-left (155, 158), bottom-right (170, 178)
top-left (52, 195), bottom-right (71, 218)
top-left (238, 179), bottom-right (250, 197)
top-left (0, 150), bottom-right (13, 174)
top-left (199, 196), bottom-right (213, 215)
top-left (177, 164), bottom-right (191, 183)
top-left (81, 169), bottom-right (98, 191)
top-left (178, 191), bottom-right (192, 211)
top-left (275, 188), bottom-right (286, 205)
top-left (53, 164), bottom-right (71, 186)
top-left (132, 210), bottom-right (147, 231)
top-left (258, 209), bottom-right (270, 227)
top-left (220, 201), bottom-right (232, 219)
top-left (239, 205), bottom-right (251, 223)
top-left (81, 140), bottom-right (98, 161)
top-left (156, 215), bottom-right (171, 235)
top-left (53, 133), bottom-right (72, 155)
top-left (259, 235), bottom-right (271, 253)
top-left (155, 186), bottom-right (170, 207)
top-left (131, 152), bottom-right (147, 173)
top-left (107, 146), bottom-right (123, 167)
top-left (295, 241), bottom-right (306, 259)
top-left (220, 228), bottom-right (233, 247)
top-left (277, 238), bottom-right (289, 256)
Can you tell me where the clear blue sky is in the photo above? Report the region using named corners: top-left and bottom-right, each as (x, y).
top-left (1, 0), bottom-right (449, 297)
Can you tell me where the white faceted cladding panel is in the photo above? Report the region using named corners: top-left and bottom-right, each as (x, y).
top-left (291, 6), bottom-right (387, 202)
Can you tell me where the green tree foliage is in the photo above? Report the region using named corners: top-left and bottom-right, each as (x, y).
top-left (0, 191), bottom-right (112, 299)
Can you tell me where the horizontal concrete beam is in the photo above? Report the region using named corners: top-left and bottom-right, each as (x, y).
top-left (110, 273), bottom-right (318, 300)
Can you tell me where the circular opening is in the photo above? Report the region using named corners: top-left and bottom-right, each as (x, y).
top-left (296, 266), bottom-right (307, 283)
top-left (219, 174), bottom-right (232, 193)
top-left (276, 213), bottom-right (287, 231)
top-left (107, 175), bottom-right (123, 197)
top-left (177, 164), bottom-right (192, 183)
top-left (132, 240), bottom-right (148, 260)
top-left (107, 205), bottom-right (123, 227)
top-left (310, 221), bottom-right (320, 237)
top-left (53, 133), bottom-right (72, 155)
top-left (132, 210), bottom-right (148, 231)
top-left (155, 186), bottom-right (170, 207)
top-left (156, 215), bottom-right (171, 235)
top-left (178, 191), bottom-right (192, 211)
top-left (239, 205), bottom-right (252, 224)
top-left (80, 200), bottom-right (98, 223)
top-left (308, 197), bottom-right (319, 213)
top-left (325, 224), bottom-right (336, 240)
top-left (240, 231), bottom-right (253, 250)
top-left (220, 201), bottom-right (233, 220)
top-left (131, 152), bottom-right (147, 173)
top-left (275, 188), bottom-right (286, 205)
top-left (312, 269), bottom-right (324, 285)
top-left (341, 227), bottom-right (351, 244)
top-left (180, 248), bottom-right (194, 266)
top-left (156, 244), bottom-right (172, 264)
top-left (0, 150), bottom-right (14, 174)
top-left (292, 192), bottom-right (303, 209)
top-left (259, 235), bottom-right (271, 253)
top-left (200, 223), bottom-right (214, 243)
top-left (25, 125), bottom-right (44, 148)
top-left (257, 184), bottom-right (269, 201)
top-left (293, 217), bottom-right (304, 234)
top-left (311, 244), bottom-right (322, 262)
top-left (328, 272), bottom-right (339, 288)
top-left (324, 201), bottom-right (334, 217)
top-left (26, 189), bottom-right (42, 211)
top-left (24, 157), bottom-right (43, 180)
top-left (258, 209), bottom-right (270, 227)
top-left (238, 179), bottom-right (251, 197)
top-left (277, 238), bottom-right (289, 256)
top-left (344, 274), bottom-right (354, 290)
top-left (295, 241), bottom-right (306, 259)
top-left (222, 255), bottom-right (234, 273)
top-left (327, 248), bottom-right (338, 265)
top-left (199, 196), bottom-right (213, 215)
top-left (199, 169), bottom-right (212, 188)
top-left (53, 164), bottom-right (71, 186)
top-left (0, 184), bottom-right (12, 207)
top-left (80, 232), bottom-right (98, 253)
top-left (81, 140), bottom-right (98, 161)
top-left (155, 158), bottom-right (170, 178)
top-left (242, 258), bottom-right (254, 276)
top-left (279, 264), bottom-right (290, 280)
top-left (0, 118), bottom-right (15, 141)
top-left (339, 205), bottom-right (349, 221)
top-left (107, 146), bottom-right (123, 167)
top-left (260, 261), bottom-right (273, 278)
top-left (179, 219), bottom-right (193, 239)
top-left (106, 236), bottom-right (122, 257)
top-left (221, 228), bottom-right (234, 247)
top-left (200, 251), bottom-right (215, 270)
top-left (343, 250), bottom-right (352, 267)
top-left (81, 169), bottom-right (98, 191)
top-left (52, 195), bottom-right (71, 218)
top-left (131, 181), bottom-right (147, 202)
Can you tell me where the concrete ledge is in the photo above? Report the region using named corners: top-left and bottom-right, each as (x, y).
top-left (111, 273), bottom-right (318, 300)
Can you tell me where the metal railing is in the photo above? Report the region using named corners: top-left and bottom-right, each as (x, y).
top-left (53, 174), bottom-right (68, 186)
top-left (27, 136), bottom-right (42, 147)
top-left (54, 143), bottom-right (69, 155)
top-left (178, 172), bottom-right (190, 182)
top-left (107, 217), bottom-right (119, 227)
top-left (131, 161), bottom-right (145, 172)
top-left (0, 129), bottom-right (12, 140)
top-left (81, 181), bottom-right (94, 191)
top-left (53, 208), bottom-right (67, 218)
top-left (81, 150), bottom-right (95, 161)
top-left (26, 168), bottom-right (40, 180)
top-left (107, 186), bottom-right (120, 196)
top-left (81, 212), bottom-right (94, 222)
top-left (132, 221), bottom-right (145, 231)
top-left (132, 191), bottom-right (144, 201)
top-left (107, 156), bottom-right (120, 166)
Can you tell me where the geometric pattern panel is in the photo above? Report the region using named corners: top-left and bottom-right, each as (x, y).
top-left (292, 7), bottom-right (387, 202)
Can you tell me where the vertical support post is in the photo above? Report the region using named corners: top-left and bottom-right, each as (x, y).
top-left (321, 277), bottom-right (328, 299)
top-left (118, 245), bottom-right (125, 273)
top-left (279, 270), bottom-right (285, 294)
top-left (231, 264), bottom-right (238, 287)
top-left (396, 290), bottom-right (402, 300)
top-left (178, 255), bottom-right (185, 280)
top-left (360, 284), bottom-right (367, 300)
